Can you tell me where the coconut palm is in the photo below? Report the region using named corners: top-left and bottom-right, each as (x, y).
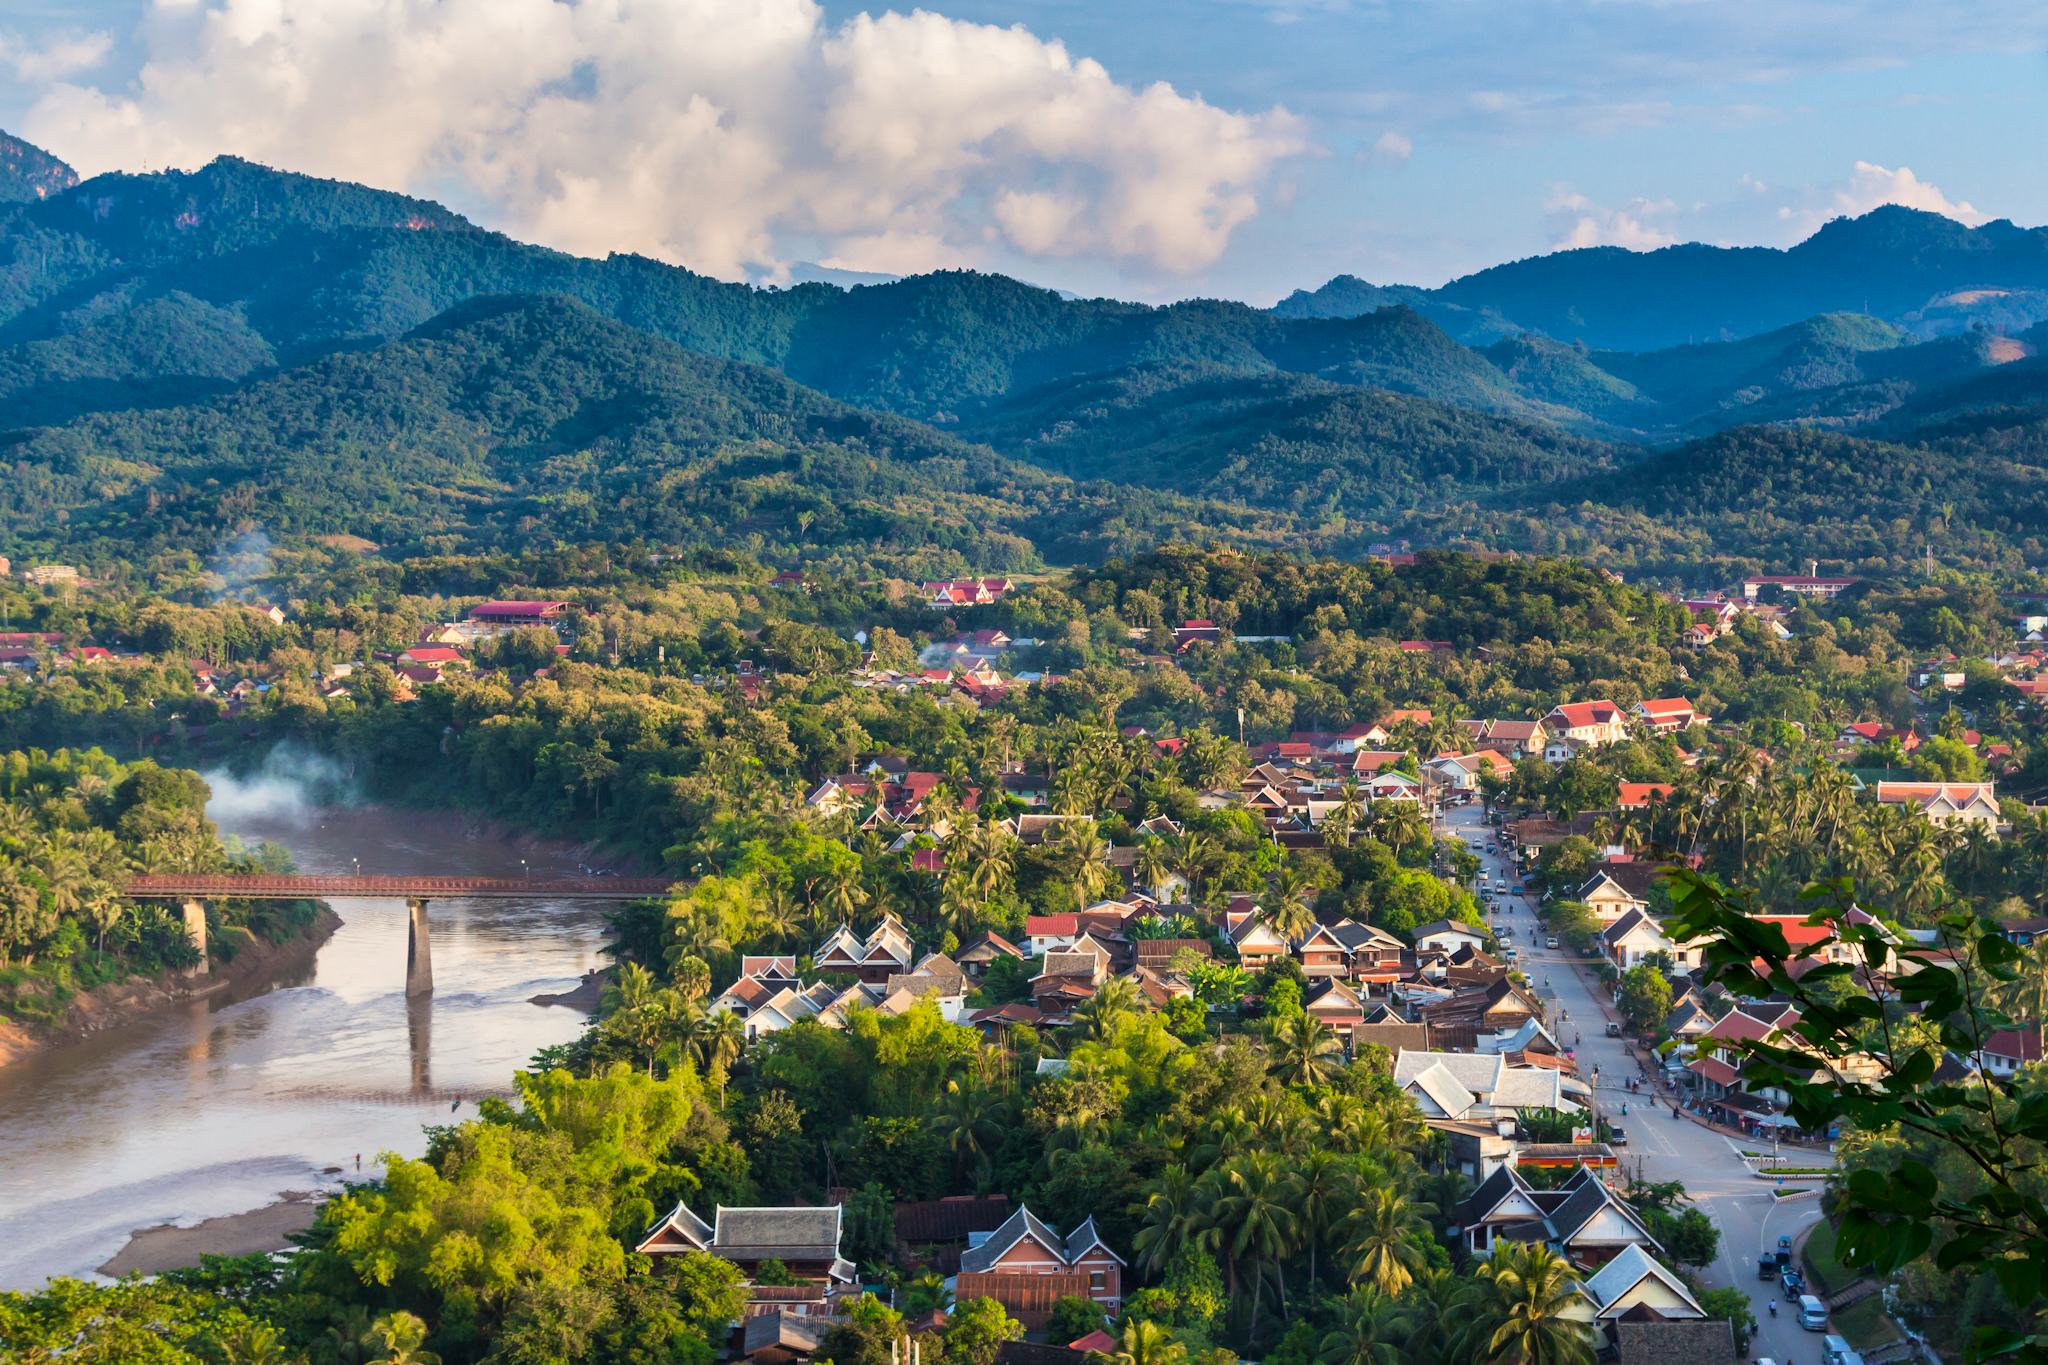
top-left (1293, 1148), bottom-right (1348, 1289)
top-left (1131, 1163), bottom-right (1217, 1274)
top-left (366, 1311), bottom-right (442, 1365)
top-left (1262, 867), bottom-right (1315, 943)
top-left (221, 1321), bottom-right (293, 1365)
top-left (934, 1079), bottom-right (1007, 1189)
top-left (1337, 1186), bottom-right (1432, 1297)
top-left (1075, 975), bottom-right (1145, 1041)
top-left (1112, 1318), bottom-right (1187, 1365)
top-left (1211, 1151), bottom-right (1301, 1339)
top-left (1459, 1241), bottom-right (1597, 1365)
top-left (1134, 837), bottom-right (1175, 901)
top-left (1317, 1283), bottom-right (1410, 1365)
top-left (1266, 1010), bottom-right (1342, 1089)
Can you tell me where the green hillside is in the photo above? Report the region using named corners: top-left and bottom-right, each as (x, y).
top-left (0, 294), bottom-right (1296, 572)
top-left (960, 361), bottom-right (1617, 518)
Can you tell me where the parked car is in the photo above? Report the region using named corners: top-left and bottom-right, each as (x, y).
top-left (1798, 1293), bottom-right (1828, 1331)
top-left (1605, 1021), bottom-right (1622, 1037)
top-left (1545, 935), bottom-right (1560, 949)
top-left (1781, 1266), bottom-right (1805, 1296)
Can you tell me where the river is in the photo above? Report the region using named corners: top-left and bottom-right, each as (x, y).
top-left (0, 803), bottom-right (617, 1291)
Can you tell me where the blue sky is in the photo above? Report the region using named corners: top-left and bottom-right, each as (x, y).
top-left (3, 0), bottom-right (2044, 303)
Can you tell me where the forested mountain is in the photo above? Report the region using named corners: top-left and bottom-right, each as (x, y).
top-left (0, 132), bottom-right (74, 203)
top-left (1280, 206), bottom-right (2048, 349)
top-left (3, 133), bottom-right (2048, 579)
top-left (958, 362), bottom-right (1619, 518)
top-left (0, 294), bottom-right (1297, 574)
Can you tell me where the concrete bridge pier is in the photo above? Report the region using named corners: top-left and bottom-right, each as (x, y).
top-left (405, 898), bottom-right (433, 997)
top-left (179, 899), bottom-right (209, 971)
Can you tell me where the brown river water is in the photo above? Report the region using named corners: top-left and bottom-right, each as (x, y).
top-left (0, 802), bottom-right (616, 1290)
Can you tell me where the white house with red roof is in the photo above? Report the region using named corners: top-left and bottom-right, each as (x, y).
top-left (1974, 1027), bottom-right (2044, 1078)
top-left (1542, 701), bottom-right (1629, 749)
top-left (1631, 698), bottom-right (1696, 733)
top-left (1615, 783), bottom-right (1675, 810)
top-left (1874, 780), bottom-right (2000, 830)
top-left (1741, 573), bottom-right (1858, 600)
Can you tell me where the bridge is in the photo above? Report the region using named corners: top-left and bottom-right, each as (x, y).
top-left (124, 874), bottom-right (675, 996)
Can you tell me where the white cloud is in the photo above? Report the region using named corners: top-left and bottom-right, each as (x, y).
top-left (1371, 131), bottom-right (1413, 163)
top-left (0, 28), bottom-right (112, 83)
top-left (1545, 186), bottom-right (1678, 251)
top-left (21, 0), bottom-right (1305, 282)
top-left (1828, 160), bottom-right (1986, 224)
top-left (1775, 161), bottom-right (1989, 238)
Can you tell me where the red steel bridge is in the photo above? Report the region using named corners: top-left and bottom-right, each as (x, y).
top-left (125, 874), bottom-right (675, 995)
top-left (124, 874), bottom-right (675, 900)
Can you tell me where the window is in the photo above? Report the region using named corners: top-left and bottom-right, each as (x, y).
top-left (1089, 1270), bottom-right (1106, 1292)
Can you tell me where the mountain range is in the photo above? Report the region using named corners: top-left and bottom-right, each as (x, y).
top-left (2, 132), bottom-right (2045, 580)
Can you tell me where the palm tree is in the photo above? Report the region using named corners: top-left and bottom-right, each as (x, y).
top-left (1317, 1284), bottom-right (1410, 1365)
top-left (1172, 833), bottom-right (1215, 904)
top-left (367, 1311), bottom-right (442, 1365)
top-left (1263, 867), bottom-right (1315, 943)
top-left (1337, 1186), bottom-right (1432, 1297)
top-left (221, 1321), bottom-right (292, 1365)
top-left (1267, 1010), bottom-right (1342, 1089)
top-left (695, 1007), bottom-right (747, 1083)
top-left (1134, 837), bottom-right (1175, 901)
top-left (1212, 1151), bottom-right (1301, 1340)
top-left (1131, 1163), bottom-right (1217, 1274)
top-left (1112, 1318), bottom-right (1187, 1365)
top-left (1293, 1148), bottom-right (1347, 1290)
top-left (934, 1079), bottom-right (1007, 1189)
top-left (1460, 1242), bottom-right (1596, 1365)
top-left (1075, 975), bottom-right (1145, 1041)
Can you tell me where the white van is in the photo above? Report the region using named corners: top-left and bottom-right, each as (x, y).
top-left (1822, 1334), bottom-right (1863, 1365)
top-left (1799, 1293), bottom-right (1828, 1330)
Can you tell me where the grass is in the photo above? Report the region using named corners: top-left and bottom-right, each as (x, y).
top-left (1801, 1220), bottom-right (1854, 1296)
top-left (1832, 1294), bottom-right (1903, 1352)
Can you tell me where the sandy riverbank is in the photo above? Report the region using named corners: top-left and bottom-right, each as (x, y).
top-left (97, 1190), bottom-right (329, 1278)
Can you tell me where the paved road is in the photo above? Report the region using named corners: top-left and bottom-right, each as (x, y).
top-left (1442, 803), bottom-right (1828, 1363)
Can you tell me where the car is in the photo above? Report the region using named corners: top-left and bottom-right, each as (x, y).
top-left (1513, 883), bottom-right (1526, 894)
top-left (1608, 1125), bottom-right (1626, 1145)
top-left (1798, 1293), bottom-right (1828, 1330)
top-left (1605, 1020), bottom-right (1623, 1037)
top-left (1781, 1267), bottom-right (1805, 1296)
top-left (1545, 935), bottom-right (1560, 949)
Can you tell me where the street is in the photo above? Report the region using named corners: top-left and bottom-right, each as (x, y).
top-left (1442, 802), bottom-right (1826, 1363)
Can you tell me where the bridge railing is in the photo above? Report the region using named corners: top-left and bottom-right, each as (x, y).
top-left (124, 874), bottom-right (677, 899)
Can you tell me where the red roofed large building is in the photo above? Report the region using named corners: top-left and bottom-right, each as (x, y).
top-left (1874, 780), bottom-right (2000, 831)
top-left (1542, 701), bottom-right (1628, 750)
top-left (1632, 698), bottom-right (1697, 733)
top-left (921, 577), bottom-right (1014, 608)
top-left (1616, 783), bottom-right (1675, 810)
top-left (469, 599), bottom-right (569, 627)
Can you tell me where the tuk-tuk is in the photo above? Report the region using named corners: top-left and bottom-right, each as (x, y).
top-left (1758, 1254), bottom-right (1779, 1281)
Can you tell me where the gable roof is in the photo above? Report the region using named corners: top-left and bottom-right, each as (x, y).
top-left (959, 1205), bottom-right (1072, 1274)
top-left (1581, 1243), bottom-right (1703, 1318)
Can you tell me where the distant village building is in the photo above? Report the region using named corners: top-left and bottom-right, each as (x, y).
top-left (1742, 573), bottom-right (1858, 601)
top-left (24, 564), bottom-right (79, 586)
top-left (468, 599), bottom-right (570, 629)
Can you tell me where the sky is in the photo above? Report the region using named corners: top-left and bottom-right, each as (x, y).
top-left (1, 0), bottom-right (2044, 304)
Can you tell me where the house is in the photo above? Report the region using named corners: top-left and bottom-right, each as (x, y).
top-left (1455, 1163), bottom-right (1663, 1265)
top-left (957, 931), bottom-right (1025, 979)
top-left (1414, 920), bottom-right (1489, 955)
top-left (1462, 718), bottom-right (1548, 757)
top-left (1025, 914), bottom-right (1082, 957)
top-left (1393, 1050), bottom-right (1587, 1125)
top-left (1226, 910), bottom-right (1289, 969)
top-left (1571, 1242), bottom-right (1706, 1321)
top-left (1611, 1317), bottom-right (1736, 1365)
top-left (1542, 701), bottom-right (1629, 749)
top-left (1741, 573), bottom-right (1858, 600)
top-left (1031, 940), bottom-right (1111, 1014)
top-left (637, 1203), bottom-right (856, 1314)
top-left (1326, 919), bottom-right (1409, 984)
top-left (1172, 619), bottom-right (1222, 650)
top-left (1615, 783), bottom-right (1675, 810)
top-left (1687, 1001), bottom-right (1802, 1102)
top-left (1874, 780), bottom-right (2000, 830)
top-left (1601, 909), bottom-right (1702, 971)
top-left (1416, 978), bottom-right (1547, 1049)
top-left (1305, 978), bottom-right (1368, 1038)
top-left (1428, 751), bottom-right (1517, 793)
top-left (469, 599), bottom-right (569, 628)
top-left (1663, 991), bottom-right (1716, 1041)
top-left (398, 644), bottom-right (466, 670)
top-left (813, 913), bottom-right (916, 983)
top-left (1576, 864), bottom-right (1664, 923)
top-left (1632, 698), bottom-right (1697, 733)
top-left (956, 1207), bottom-right (1124, 1326)
top-left (1974, 1026), bottom-right (2043, 1078)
